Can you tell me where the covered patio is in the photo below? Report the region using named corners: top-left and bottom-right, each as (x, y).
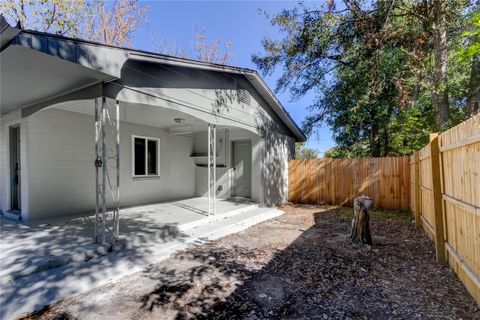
top-left (0, 17), bottom-right (302, 320)
top-left (0, 197), bottom-right (272, 284)
top-left (0, 197), bottom-right (282, 320)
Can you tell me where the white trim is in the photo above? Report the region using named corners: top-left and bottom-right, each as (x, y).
top-left (131, 135), bottom-right (160, 178)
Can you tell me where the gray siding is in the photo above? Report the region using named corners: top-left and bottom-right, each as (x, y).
top-left (117, 62), bottom-right (295, 139)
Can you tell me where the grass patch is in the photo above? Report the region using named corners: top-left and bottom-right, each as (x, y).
top-left (371, 209), bottom-right (410, 222)
top-left (333, 207), bottom-right (411, 223)
top-left (335, 207), bottom-right (354, 222)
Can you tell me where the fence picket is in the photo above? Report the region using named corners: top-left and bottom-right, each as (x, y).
top-left (408, 113), bottom-right (480, 305)
top-left (288, 157), bottom-right (409, 209)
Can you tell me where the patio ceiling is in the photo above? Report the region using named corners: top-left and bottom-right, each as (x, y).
top-left (51, 99), bottom-right (232, 133)
top-left (0, 45), bottom-right (111, 115)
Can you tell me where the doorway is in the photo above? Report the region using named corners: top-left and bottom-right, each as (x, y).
top-left (9, 126), bottom-right (21, 211)
top-left (232, 140), bottom-right (252, 198)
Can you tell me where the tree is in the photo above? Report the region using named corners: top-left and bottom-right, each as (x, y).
top-left (1, 0), bottom-right (85, 36)
top-left (295, 142), bottom-right (318, 159)
top-left (433, 0), bottom-right (450, 129)
top-left (152, 34), bottom-right (187, 59)
top-left (324, 147), bottom-right (352, 158)
top-left (1, 0), bottom-right (147, 47)
top-left (253, 0), bottom-right (474, 157)
top-left (153, 25), bottom-right (234, 65)
top-left (84, 0), bottom-right (148, 47)
top-left (193, 25), bottom-right (233, 64)
top-left (2, 1), bottom-right (234, 64)
top-left (459, 9), bottom-right (480, 115)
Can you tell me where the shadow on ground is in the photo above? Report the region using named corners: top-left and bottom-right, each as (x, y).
top-left (22, 205), bottom-right (480, 320)
top-left (0, 213), bottom-right (188, 320)
top-left (135, 206), bottom-right (479, 320)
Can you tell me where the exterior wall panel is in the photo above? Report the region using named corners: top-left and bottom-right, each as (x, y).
top-left (194, 129), bottom-right (264, 203)
top-left (22, 107), bottom-right (196, 220)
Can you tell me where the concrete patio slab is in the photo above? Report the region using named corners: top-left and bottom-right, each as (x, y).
top-left (0, 197), bottom-right (257, 283)
top-left (0, 199), bottom-right (283, 320)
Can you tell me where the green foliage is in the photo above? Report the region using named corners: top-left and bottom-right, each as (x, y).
top-left (388, 105), bottom-right (432, 156)
top-left (253, 1), bottom-right (476, 157)
top-left (295, 142), bottom-right (318, 159)
top-left (458, 9), bottom-right (480, 62)
top-left (324, 147), bottom-right (353, 158)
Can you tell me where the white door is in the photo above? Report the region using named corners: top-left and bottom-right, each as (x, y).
top-left (232, 140), bottom-right (252, 198)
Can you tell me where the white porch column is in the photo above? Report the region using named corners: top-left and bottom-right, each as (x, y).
top-left (208, 123), bottom-right (217, 215)
top-left (94, 97), bottom-right (121, 245)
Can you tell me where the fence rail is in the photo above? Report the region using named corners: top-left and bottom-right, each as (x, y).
top-left (288, 157), bottom-right (409, 209)
top-left (409, 113), bottom-right (480, 305)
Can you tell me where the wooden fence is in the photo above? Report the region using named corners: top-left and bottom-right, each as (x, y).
top-left (409, 113), bottom-right (480, 305)
top-left (289, 157), bottom-right (410, 209)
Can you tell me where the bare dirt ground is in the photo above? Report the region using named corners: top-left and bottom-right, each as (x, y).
top-left (22, 205), bottom-right (480, 320)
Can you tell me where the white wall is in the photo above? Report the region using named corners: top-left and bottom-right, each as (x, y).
top-left (263, 131), bottom-right (295, 206)
top-left (1, 108), bottom-right (294, 220)
top-left (193, 128), bottom-right (294, 206)
top-left (17, 107), bottom-right (195, 221)
top-left (194, 129), bottom-right (264, 204)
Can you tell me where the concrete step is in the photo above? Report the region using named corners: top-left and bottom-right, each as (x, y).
top-left (178, 202), bottom-right (259, 231)
top-left (188, 207), bottom-right (283, 243)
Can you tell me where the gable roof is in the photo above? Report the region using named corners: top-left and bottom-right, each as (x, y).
top-left (0, 16), bottom-right (306, 141)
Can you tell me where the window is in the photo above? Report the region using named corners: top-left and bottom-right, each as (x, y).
top-left (132, 136), bottom-right (159, 177)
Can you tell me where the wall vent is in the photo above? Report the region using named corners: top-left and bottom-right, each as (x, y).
top-left (237, 86), bottom-right (251, 106)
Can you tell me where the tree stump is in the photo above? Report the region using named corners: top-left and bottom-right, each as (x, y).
top-left (350, 196), bottom-right (373, 245)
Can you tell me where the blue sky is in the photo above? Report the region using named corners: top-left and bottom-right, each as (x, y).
top-left (132, 1), bottom-right (334, 155)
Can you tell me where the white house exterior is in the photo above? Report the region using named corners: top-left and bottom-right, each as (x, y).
top-left (0, 17), bottom-right (305, 223)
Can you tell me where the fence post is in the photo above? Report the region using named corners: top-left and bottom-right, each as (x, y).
top-left (430, 133), bottom-right (447, 264)
top-left (414, 152), bottom-right (421, 228)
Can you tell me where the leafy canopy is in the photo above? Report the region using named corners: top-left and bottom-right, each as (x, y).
top-left (253, 0), bottom-right (476, 157)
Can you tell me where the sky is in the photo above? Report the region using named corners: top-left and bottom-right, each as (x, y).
top-left (131, 1), bottom-right (335, 155)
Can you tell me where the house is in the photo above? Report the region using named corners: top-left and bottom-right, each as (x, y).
top-left (0, 17), bottom-right (305, 235)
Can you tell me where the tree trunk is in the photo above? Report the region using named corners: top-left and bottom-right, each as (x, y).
top-left (350, 196), bottom-right (373, 245)
top-left (433, 0), bottom-right (449, 129)
top-left (371, 122), bottom-right (381, 157)
top-left (467, 53), bottom-right (480, 116)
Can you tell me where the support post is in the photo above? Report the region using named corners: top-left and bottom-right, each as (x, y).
top-left (414, 152), bottom-right (421, 228)
top-left (213, 124), bottom-right (216, 214)
top-left (430, 133), bottom-right (447, 264)
top-left (115, 100), bottom-right (120, 239)
top-left (207, 124), bottom-right (217, 216)
top-left (101, 97), bottom-right (107, 245)
top-left (208, 124), bottom-right (211, 216)
top-left (94, 98), bottom-right (99, 242)
top-left (94, 97), bottom-right (120, 245)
